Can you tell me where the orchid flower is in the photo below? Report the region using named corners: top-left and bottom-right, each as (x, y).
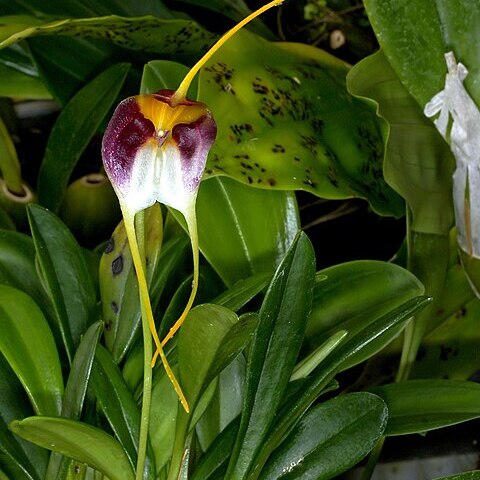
top-left (102, 0), bottom-right (284, 414)
top-left (425, 52), bottom-right (480, 259)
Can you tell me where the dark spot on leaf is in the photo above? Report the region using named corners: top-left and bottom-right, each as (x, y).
top-left (439, 345), bottom-right (453, 361)
top-left (105, 320), bottom-right (113, 331)
top-left (268, 178), bottom-right (276, 186)
top-left (112, 255), bottom-right (124, 275)
top-left (111, 301), bottom-right (119, 314)
top-left (105, 237), bottom-right (115, 254)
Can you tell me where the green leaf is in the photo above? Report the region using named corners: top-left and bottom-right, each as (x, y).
top-left (167, 306), bottom-right (257, 479)
top-left (10, 417), bottom-right (134, 480)
top-left (191, 418), bottom-right (239, 480)
top-left (347, 49), bottom-right (454, 235)
top-left (91, 345), bottom-right (154, 477)
top-left (0, 16), bottom-right (217, 63)
top-left (178, 304), bottom-right (246, 411)
top-left (254, 296), bottom-right (430, 474)
top-left (0, 62), bottom-right (50, 99)
top-left (226, 232), bottom-right (316, 480)
top-left (199, 30), bottom-right (403, 217)
top-left (37, 62), bottom-right (130, 212)
top-left (0, 230), bottom-right (54, 322)
top-left (0, 285), bottom-right (63, 415)
top-left (372, 379), bottom-right (480, 436)
top-left (149, 367), bottom-right (179, 475)
top-left (305, 260), bottom-right (424, 369)
top-left (0, 354), bottom-right (48, 480)
top-left (435, 472), bottom-right (480, 480)
top-left (99, 204), bottom-right (164, 363)
top-left (196, 355), bottom-right (245, 451)
top-left (260, 393), bottom-right (388, 480)
top-left (45, 321), bottom-right (103, 480)
top-left (141, 60), bottom-right (198, 97)
top-left (27, 204), bottom-right (97, 364)
top-left (363, 0), bottom-right (480, 107)
top-left (212, 272), bottom-right (270, 312)
top-left (195, 177), bottom-right (300, 286)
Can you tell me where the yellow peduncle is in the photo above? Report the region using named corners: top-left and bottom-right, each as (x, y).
top-left (172, 0), bottom-right (284, 105)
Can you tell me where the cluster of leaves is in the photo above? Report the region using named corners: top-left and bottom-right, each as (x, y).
top-left (1, 0), bottom-right (480, 480)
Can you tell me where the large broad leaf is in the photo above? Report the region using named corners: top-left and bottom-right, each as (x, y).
top-left (305, 260), bottom-right (424, 369)
top-left (0, 354), bottom-right (48, 480)
top-left (0, 285), bottom-right (63, 416)
top-left (27, 205), bottom-right (97, 364)
top-left (226, 232), bottom-right (316, 479)
top-left (198, 30), bottom-right (403, 217)
top-left (37, 62), bottom-right (130, 212)
top-left (363, 0), bottom-right (480, 108)
top-left (10, 417), bottom-right (134, 480)
top-left (0, 16), bottom-right (217, 62)
top-left (195, 177), bottom-right (300, 286)
top-left (347, 50), bottom-right (454, 235)
top-left (373, 380), bottom-right (480, 436)
top-left (260, 393), bottom-right (387, 480)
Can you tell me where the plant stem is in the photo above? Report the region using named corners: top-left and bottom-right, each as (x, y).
top-left (133, 210), bottom-right (152, 480)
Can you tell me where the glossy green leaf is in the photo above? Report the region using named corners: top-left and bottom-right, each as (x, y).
top-left (99, 204), bottom-right (164, 363)
top-left (212, 272), bottom-right (270, 312)
top-left (178, 304), bottom-right (244, 410)
top-left (0, 230), bottom-right (54, 322)
top-left (10, 417), bottom-right (134, 480)
top-left (149, 367), bottom-right (179, 475)
top-left (347, 50), bottom-right (454, 235)
top-left (435, 472), bottom-right (480, 480)
top-left (253, 296), bottom-right (430, 475)
top-left (191, 418), bottom-right (239, 480)
top-left (412, 296), bottom-right (480, 381)
top-left (28, 205), bottom-right (97, 364)
top-left (305, 260), bottom-right (424, 369)
top-left (167, 306), bottom-right (256, 479)
top-left (198, 30), bottom-right (403, 217)
top-left (45, 321), bottom-right (103, 480)
top-left (363, 0), bottom-right (480, 108)
top-left (141, 60), bottom-right (198, 98)
top-left (28, 36), bottom-right (127, 104)
top-left (373, 380), bottom-right (480, 436)
top-left (37, 63), bottom-right (129, 212)
top-left (260, 393), bottom-right (387, 480)
top-left (91, 345), bottom-right (154, 477)
top-left (196, 355), bottom-right (245, 451)
top-left (194, 177), bottom-right (300, 286)
top-left (0, 285), bottom-right (63, 415)
top-left (0, 354), bottom-right (48, 480)
top-left (0, 16), bottom-right (216, 63)
top-left (226, 232), bottom-right (316, 480)
top-left (0, 63), bottom-right (50, 99)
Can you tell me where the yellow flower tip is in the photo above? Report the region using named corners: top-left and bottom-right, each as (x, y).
top-left (173, 0), bottom-right (285, 104)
